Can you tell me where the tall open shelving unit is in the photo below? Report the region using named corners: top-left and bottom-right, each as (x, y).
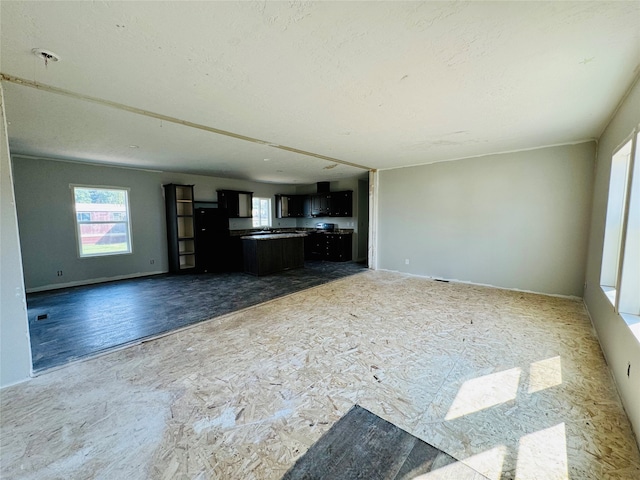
top-left (164, 184), bottom-right (196, 273)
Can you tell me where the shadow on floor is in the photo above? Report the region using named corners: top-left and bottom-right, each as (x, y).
top-left (27, 261), bottom-right (367, 372)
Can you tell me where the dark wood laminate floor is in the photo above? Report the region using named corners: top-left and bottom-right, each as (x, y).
top-left (282, 405), bottom-right (489, 480)
top-left (27, 261), bottom-right (367, 372)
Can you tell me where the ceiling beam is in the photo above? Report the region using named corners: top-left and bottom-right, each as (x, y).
top-left (0, 73), bottom-right (372, 172)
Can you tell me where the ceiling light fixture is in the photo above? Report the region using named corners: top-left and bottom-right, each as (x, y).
top-left (263, 158), bottom-right (270, 162)
top-left (32, 48), bottom-right (61, 67)
top-left (129, 145), bottom-right (139, 149)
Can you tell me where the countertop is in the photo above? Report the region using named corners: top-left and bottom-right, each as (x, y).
top-left (240, 233), bottom-right (308, 241)
top-left (312, 230), bottom-right (353, 235)
top-left (232, 228), bottom-right (354, 237)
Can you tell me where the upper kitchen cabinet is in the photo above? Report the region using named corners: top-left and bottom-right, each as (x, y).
top-left (217, 190), bottom-right (253, 218)
top-left (310, 193), bottom-right (331, 217)
top-left (329, 191), bottom-right (353, 217)
top-left (275, 190), bottom-right (353, 218)
top-left (311, 191), bottom-right (353, 217)
top-left (275, 194), bottom-right (309, 218)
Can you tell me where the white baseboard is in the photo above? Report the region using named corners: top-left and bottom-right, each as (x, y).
top-left (0, 374), bottom-right (32, 390)
top-left (26, 270), bottom-right (167, 293)
top-left (376, 268), bottom-right (582, 301)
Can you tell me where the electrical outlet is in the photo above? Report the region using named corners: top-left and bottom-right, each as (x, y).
top-left (405, 259), bottom-right (410, 265)
top-left (150, 259), bottom-right (155, 265)
top-left (56, 270), bottom-right (63, 276)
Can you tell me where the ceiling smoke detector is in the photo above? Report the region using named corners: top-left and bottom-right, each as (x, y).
top-left (32, 48), bottom-right (61, 65)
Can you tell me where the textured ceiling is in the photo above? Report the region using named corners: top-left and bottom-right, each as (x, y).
top-left (1, 1), bottom-right (639, 183)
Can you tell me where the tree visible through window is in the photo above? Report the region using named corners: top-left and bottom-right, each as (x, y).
top-left (252, 197), bottom-right (271, 228)
top-left (73, 186), bottom-right (132, 257)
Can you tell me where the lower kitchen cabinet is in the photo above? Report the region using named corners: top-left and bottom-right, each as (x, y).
top-left (326, 233), bottom-right (352, 261)
top-left (282, 237), bottom-right (305, 270)
top-left (227, 236), bottom-right (245, 272)
top-left (242, 236), bottom-right (305, 276)
top-left (305, 232), bottom-right (352, 262)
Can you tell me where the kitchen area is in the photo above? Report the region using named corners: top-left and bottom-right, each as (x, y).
top-left (240, 222), bottom-right (351, 276)
top-left (164, 180), bottom-right (368, 277)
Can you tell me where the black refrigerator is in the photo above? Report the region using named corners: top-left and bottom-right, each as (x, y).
top-left (194, 207), bottom-right (230, 273)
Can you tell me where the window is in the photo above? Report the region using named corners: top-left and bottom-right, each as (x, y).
top-left (72, 186), bottom-right (132, 257)
top-left (252, 197), bottom-right (271, 228)
top-left (600, 129), bottom-right (640, 317)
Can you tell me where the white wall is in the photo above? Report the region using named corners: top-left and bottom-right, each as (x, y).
top-left (377, 142), bottom-right (595, 297)
top-left (583, 76), bottom-right (640, 442)
top-left (11, 156), bottom-right (299, 291)
top-left (0, 86), bottom-right (31, 387)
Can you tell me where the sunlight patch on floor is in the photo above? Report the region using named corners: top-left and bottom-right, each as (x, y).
top-left (516, 423), bottom-right (568, 480)
top-left (445, 368), bottom-right (521, 420)
top-left (527, 356), bottom-right (562, 394)
top-left (456, 445), bottom-right (508, 480)
top-left (412, 447), bottom-right (505, 480)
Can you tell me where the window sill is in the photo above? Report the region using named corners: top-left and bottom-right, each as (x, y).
top-left (601, 286), bottom-right (640, 344)
top-left (79, 250), bottom-right (133, 259)
top-left (621, 313), bottom-right (640, 344)
top-left (601, 285), bottom-right (617, 305)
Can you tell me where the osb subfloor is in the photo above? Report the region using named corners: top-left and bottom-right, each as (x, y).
top-left (2, 270), bottom-right (639, 479)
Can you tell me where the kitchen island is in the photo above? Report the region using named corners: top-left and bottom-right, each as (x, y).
top-left (241, 232), bottom-right (306, 276)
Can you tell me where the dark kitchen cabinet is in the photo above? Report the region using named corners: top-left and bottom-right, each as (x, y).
top-left (310, 191), bottom-right (353, 217)
top-left (275, 194), bottom-right (309, 218)
top-left (244, 238), bottom-right (281, 275)
top-left (329, 191), bottom-right (353, 217)
top-left (242, 236), bottom-right (305, 275)
top-left (164, 184), bottom-right (196, 273)
top-left (326, 233), bottom-right (352, 261)
top-left (282, 237), bottom-right (305, 269)
top-left (227, 236), bottom-right (245, 271)
top-left (311, 193), bottom-right (331, 216)
top-left (217, 190), bottom-right (253, 218)
top-left (275, 190), bottom-right (353, 218)
top-left (305, 232), bottom-right (352, 262)
top-left (305, 233), bottom-right (322, 260)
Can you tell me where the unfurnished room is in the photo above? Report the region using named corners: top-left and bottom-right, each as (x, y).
top-left (1, 1), bottom-right (639, 479)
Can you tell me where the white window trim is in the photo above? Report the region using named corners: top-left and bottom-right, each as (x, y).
top-left (599, 126), bottom-right (640, 331)
top-left (615, 133), bottom-right (636, 313)
top-left (71, 184), bottom-right (133, 258)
